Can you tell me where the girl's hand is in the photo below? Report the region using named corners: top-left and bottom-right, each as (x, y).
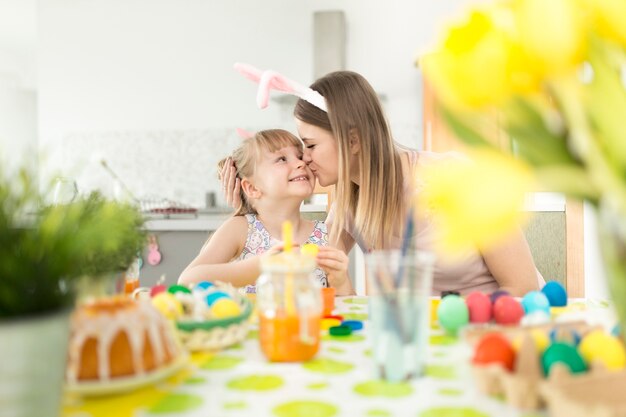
top-left (220, 158), bottom-right (241, 208)
top-left (315, 246), bottom-right (349, 288)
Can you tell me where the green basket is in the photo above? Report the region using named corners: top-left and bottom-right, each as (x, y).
top-left (175, 297), bottom-right (253, 351)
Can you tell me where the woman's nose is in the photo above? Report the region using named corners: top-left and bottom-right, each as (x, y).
top-left (302, 149), bottom-right (312, 163)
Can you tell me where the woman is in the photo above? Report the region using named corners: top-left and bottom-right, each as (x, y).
top-left (224, 70), bottom-right (541, 296)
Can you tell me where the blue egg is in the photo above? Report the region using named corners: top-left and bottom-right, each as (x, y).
top-left (521, 291), bottom-right (551, 315)
top-left (205, 291), bottom-right (230, 306)
top-left (549, 327), bottom-right (581, 346)
top-left (194, 281), bottom-right (214, 292)
top-left (612, 324), bottom-right (622, 338)
top-left (541, 281), bottom-right (567, 307)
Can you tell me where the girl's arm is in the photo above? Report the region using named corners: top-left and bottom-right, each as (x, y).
top-left (481, 228), bottom-right (542, 296)
top-left (178, 217), bottom-right (260, 287)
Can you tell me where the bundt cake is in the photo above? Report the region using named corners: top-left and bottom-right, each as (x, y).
top-left (66, 296), bottom-right (182, 383)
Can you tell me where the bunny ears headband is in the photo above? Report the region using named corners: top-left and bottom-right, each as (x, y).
top-left (234, 63), bottom-right (327, 113)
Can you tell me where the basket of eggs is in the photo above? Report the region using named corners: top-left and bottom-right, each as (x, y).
top-left (147, 281), bottom-right (253, 351)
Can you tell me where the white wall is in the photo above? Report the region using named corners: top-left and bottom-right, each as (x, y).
top-left (0, 0), bottom-right (37, 172)
top-left (38, 0), bottom-right (482, 205)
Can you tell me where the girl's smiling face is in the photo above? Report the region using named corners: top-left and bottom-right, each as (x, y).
top-left (253, 145), bottom-right (314, 198)
top-left (296, 119), bottom-right (339, 187)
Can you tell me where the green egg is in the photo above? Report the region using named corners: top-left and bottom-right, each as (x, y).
top-left (436, 295), bottom-right (469, 335)
top-left (542, 342), bottom-right (587, 376)
top-left (168, 284), bottom-right (192, 295)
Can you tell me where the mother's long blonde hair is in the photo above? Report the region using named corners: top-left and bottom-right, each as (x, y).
top-left (218, 129), bottom-right (303, 216)
top-left (294, 71), bottom-right (406, 250)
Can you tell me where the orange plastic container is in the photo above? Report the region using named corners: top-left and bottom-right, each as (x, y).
top-left (321, 287), bottom-right (336, 315)
top-left (124, 278), bottom-right (139, 295)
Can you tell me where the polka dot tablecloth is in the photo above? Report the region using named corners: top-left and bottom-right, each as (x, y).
top-left (61, 297), bottom-right (609, 417)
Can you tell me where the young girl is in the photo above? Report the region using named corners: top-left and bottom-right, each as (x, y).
top-left (224, 67), bottom-right (543, 297)
top-left (178, 129), bottom-right (348, 288)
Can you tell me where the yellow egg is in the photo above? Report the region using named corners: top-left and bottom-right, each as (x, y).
top-left (151, 292), bottom-right (183, 320)
top-left (512, 329), bottom-right (549, 353)
top-left (210, 298), bottom-right (241, 318)
top-left (579, 330), bottom-right (626, 371)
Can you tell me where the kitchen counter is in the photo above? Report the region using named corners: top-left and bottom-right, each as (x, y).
top-left (144, 204), bottom-right (328, 231)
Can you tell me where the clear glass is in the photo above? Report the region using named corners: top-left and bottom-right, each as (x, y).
top-left (256, 253), bottom-right (322, 362)
top-left (365, 250), bottom-right (435, 382)
top-left (51, 177), bottom-right (78, 205)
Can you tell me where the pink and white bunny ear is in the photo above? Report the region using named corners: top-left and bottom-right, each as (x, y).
top-left (233, 62), bottom-right (327, 112)
top-left (235, 127), bottom-right (255, 139)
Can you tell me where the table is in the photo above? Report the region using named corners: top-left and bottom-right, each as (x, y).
top-left (61, 296), bottom-right (611, 417)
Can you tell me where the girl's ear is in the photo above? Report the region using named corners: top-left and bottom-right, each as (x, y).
top-left (349, 128), bottom-right (361, 155)
top-left (241, 178), bottom-right (262, 200)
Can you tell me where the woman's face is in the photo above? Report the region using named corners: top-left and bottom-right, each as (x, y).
top-left (296, 119), bottom-right (339, 187)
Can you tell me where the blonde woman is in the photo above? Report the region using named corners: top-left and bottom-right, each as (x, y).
top-left (179, 129), bottom-right (348, 288)
top-left (224, 70), bottom-right (541, 297)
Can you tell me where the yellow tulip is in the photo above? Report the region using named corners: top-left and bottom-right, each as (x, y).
top-left (515, 0), bottom-right (587, 77)
top-left (422, 10), bottom-right (516, 109)
top-left (583, 0), bottom-right (626, 46)
top-left (415, 150), bottom-right (534, 255)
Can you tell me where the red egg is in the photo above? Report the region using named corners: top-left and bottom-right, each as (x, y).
top-left (465, 291), bottom-right (492, 323)
top-left (473, 333), bottom-right (515, 371)
top-left (150, 284), bottom-right (167, 297)
top-left (493, 295), bottom-right (524, 325)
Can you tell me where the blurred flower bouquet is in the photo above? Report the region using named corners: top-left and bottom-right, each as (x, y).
top-left (421, 0), bottom-right (626, 334)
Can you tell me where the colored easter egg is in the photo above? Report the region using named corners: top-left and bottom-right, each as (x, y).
top-left (490, 290), bottom-right (510, 304)
top-left (150, 284), bottom-right (167, 297)
top-left (579, 330), bottom-right (626, 371)
top-left (612, 324), bottom-right (622, 338)
top-left (520, 310), bottom-right (551, 326)
top-left (512, 329), bottom-right (550, 353)
top-left (465, 291), bottom-right (492, 323)
top-left (437, 294), bottom-right (469, 335)
top-left (329, 325), bottom-right (352, 336)
top-left (493, 296), bottom-right (524, 325)
top-left (473, 333), bottom-right (515, 371)
top-left (210, 298), bottom-right (241, 318)
top-left (549, 327), bottom-right (581, 346)
top-left (194, 281), bottom-right (214, 291)
top-left (205, 291), bottom-right (230, 306)
top-left (168, 284), bottom-right (191, 295)
top-left (542, 342), bottom-right (587, 375)
top-left (151, 292), bottom-right (183, 320)
top-left (521, 291), bottom-right (551, 315)
top-left (541, 281), bottom-right (567, 307)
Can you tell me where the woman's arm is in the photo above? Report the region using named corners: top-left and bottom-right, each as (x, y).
top-left (481, 228), bottom-right (541, 296)
top-left (178, 217), bottom-right (259, 287)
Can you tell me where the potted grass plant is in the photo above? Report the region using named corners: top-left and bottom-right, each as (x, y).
top-left (0, 167), bottom-right (146, 417)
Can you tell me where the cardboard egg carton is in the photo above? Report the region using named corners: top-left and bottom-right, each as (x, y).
top-left (472, 335), bottom-right (545, 409)
top-left (472, 331), bottom-right (626, 414)
top-left (540, 365), bottom-right (626, 417)
top-left (463, 319), bottom-right (599, 346)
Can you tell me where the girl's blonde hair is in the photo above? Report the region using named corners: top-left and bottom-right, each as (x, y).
top-left (218, 129), bottom-right (303, 216)
top-left (294, 71), bottom-right (406, 250)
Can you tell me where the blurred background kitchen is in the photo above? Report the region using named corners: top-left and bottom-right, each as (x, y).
top-left (0, 0), bottom-right (608, 298)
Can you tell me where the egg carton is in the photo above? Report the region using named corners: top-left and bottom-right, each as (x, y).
top-left (463, 319), bottom-right (599, 346)
top-left (472, 329), bottom-right (626, 414)
top-left (540, 365), bottom-right (626, 417)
